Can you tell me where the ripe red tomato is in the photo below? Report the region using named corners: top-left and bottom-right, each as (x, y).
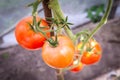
top-left (15, 16), bottom-right (50, 50)
top-left (42, 35), bottom-right (75, 69)
top-left (79, 39), bottom-right (102, 65)
top-left (70, 60), bottom-right (84, 72)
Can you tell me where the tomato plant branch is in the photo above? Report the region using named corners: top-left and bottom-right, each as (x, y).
top-left (28, 0), bottom-right (57, 47)
top-left (48, 0), bottom-right (76, 42)
top-left (63, 0), bottom-right (113, 71)
top-left (80, 0), bottom-right (113, 54)
top-left (28, 0), bottom-right (42, 32)
top-left (75, 30), bottom-right (90, 40)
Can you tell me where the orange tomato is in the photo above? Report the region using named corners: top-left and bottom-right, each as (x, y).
top-left (80, 39), bottom-right (102, 65)
top-left (15, 16), bottom-right (50, 50)
top-left (42, 35), bottom-right (75, 69)
top-left (70, 60), bottom-right (84, 72)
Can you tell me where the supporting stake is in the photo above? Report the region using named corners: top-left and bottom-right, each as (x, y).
top-left (42, 0), bottom-right (54, 36)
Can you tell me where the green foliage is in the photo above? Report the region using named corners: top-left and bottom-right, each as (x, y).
top-left (86, 4), bottom-right (105, 23)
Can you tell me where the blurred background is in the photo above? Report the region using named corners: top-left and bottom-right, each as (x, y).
top-left (0, 0), bottom-right (120, 80)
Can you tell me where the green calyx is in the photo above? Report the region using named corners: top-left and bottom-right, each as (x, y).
top-left (48, 0), bottom-right (76, 43)
top-left (47, 36), bottom-right (58, 47)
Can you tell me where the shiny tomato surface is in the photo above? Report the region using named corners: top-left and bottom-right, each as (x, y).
top-left (80, 39), bottom-right (102, 65)
top-left (15, 16), bottom-right (50, 50)
top-left (42, 35), bottom-right (75, 68)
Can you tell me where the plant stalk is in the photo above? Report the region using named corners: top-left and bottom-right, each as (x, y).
top-left (80, 0), bottom-right (113, 54)
top-left (55, 69), bottom-right (64, 80)
top-left (42, 0), bottom-right (64, 80)
top-left (63, 0), bottom-right (113, 71)
top-left (49, 0), bottom-right (76, 42)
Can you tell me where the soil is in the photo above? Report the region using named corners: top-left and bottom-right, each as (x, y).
top-left (0, 18), bottom-right (120, 80)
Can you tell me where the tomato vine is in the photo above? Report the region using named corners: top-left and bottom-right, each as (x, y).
top-left (15, 0), bottom-right (113, 80)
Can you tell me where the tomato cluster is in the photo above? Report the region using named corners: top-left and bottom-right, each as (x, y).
top-left (70, 39), bottom-right (102, 72)
top-left (15, 16), bottom-right (102, 73)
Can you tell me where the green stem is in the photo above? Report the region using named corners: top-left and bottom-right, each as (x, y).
top-left (49, 0), bottom-right (64, 19)
top-left (55, 69), bottom-right (64, 80)
top-left (80, 0), bottom-right (113, 54)
top-left (63, 0), bottom-right (113, 71)
top-left (49, 0), bottom-right (76, 42)
top-left (28, 0), bottom-right (41, 32)
top-left (75, 31), bottom-right (90, 39)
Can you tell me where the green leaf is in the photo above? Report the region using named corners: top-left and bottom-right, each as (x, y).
top-left (87, 10), bottom-right (93, 18)
top-left (86, 4), bottom-right (105, 23)
top-left (27, 3), bottom-right (33, 7)
top-left (67, 23), bottom-right (73, 25)
top-left (27, 22), bottom-right (34, 30)
top-left (65, 16), bottom-right (68, 22)
top-left (38, 20), bottom-right (41, 26)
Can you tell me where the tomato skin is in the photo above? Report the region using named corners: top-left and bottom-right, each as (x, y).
top-left (42, 35), bottom-right (75, 69)
top-left (80, 40), bottom-right (102, 65)
top-left (70, 60), bottom-right (83, 72)
top-left (81, 51), bottom-right (101, 65)
top-left (15, 16), bottom-right (50, 50)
